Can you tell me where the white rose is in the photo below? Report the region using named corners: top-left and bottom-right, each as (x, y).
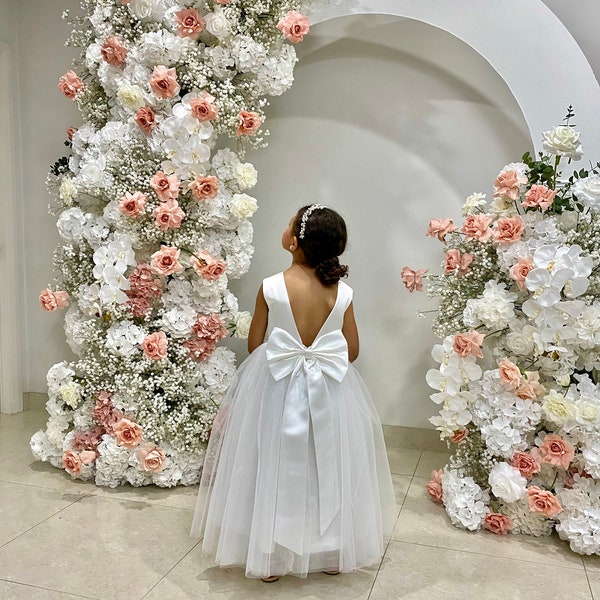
top-left (505, 330), bottom-right (534, 356)
top-left (488, 462), bottom-right (527, 502)
top-left (573, 175), bottom-right (600, 211)
top-left (234, 162), bottom-right (258, 190)
top-left (204, 10), bottom-right (230, 39)
top-left (117, 82), bottom-right (146, 110)
top-left (234, 311), bottom-right (252, 339)
top-left (542, 390), bottom-right (577, 426)
top-left (230, 193), bottom-right (258, 219)
top-left (129, 0), bottom-right (164, 21)
top-left (542, 125), bottom-right (582, 160)
top-left (78, 156), bottom-right (110, 189)
top-left (59, 177), bottom-right (78, 203)
top-left (576, 398), bottom-right (600, 427)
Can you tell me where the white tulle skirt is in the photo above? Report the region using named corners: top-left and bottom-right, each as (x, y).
top-left (190, 344), bottom-right (396, 578)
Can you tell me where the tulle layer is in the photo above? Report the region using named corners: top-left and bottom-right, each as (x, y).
top-left (190, 344), bottom-right (396, 578)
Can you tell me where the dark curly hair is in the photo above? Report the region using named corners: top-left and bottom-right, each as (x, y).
top-left (293, 205), bottom-right (349, 285)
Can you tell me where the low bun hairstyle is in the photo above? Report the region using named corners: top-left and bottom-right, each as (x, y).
top-left (293, 205), bottom-right (349, 286)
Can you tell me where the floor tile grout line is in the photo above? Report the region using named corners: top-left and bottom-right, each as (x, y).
top-left (387, 538), bottom-right (588, 572)
top-left (0, 577), bottom-right (99, 600)
top-left (138, 539), bottom-right (201, 600)
top-left (584, 560), bottom-right (597, 600)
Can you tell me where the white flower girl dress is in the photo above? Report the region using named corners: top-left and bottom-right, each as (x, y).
top-left (191, 272), bottom-right (396, 578)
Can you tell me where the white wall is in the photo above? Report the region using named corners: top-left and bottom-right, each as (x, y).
top-left (12, 2), bottom-right (600, 428)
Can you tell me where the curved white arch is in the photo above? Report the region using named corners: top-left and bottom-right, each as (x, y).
top-left (309, 0), bottom-right (600, 161)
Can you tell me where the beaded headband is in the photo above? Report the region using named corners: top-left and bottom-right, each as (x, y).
top-left (298, 204), bottom-right (326, 239)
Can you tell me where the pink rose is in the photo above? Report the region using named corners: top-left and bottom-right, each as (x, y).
top-left (189, 175), bottom-right (219, 201)
top-left (175, 8), bottom-right (205, 38)
top-left (113, 417), bottom-right (144, 448)
top-left (515, 382), bottom-right (537, 401)
top-left (152, 199), bottom-right (185, 231)
top-left (236, 111), bottom-right (262, 136)
top-left (426, 218), bottom-right (458, 242)
top-left (119, 191), bottom-right (147, 217)
top-left (79, 450), bottom-right (97, 465)
top-left (527, 486), bottom-right (563, 518)
top-left (522, 184), bottom-right (556, 212)
top-left (276, 10), bottom-right (310, 43)
top-left (66, 127), bottom-right (77, 141)
top-left (136, 442), bottom-right (166, 472)
top-left (58, 70), bottom-right (84, 101)
top-left (192, 313), bottom-right (228, 341)
top-left (484, 513), bottom-right (512, 535)
top-left (450, 429), bottom-right (469, 444)
top-left (453, 330), bottom-right (484, 358)
top-left (141, 331), bottom-right (168, 360)
top-left (150, 171), bottom-right (179, 202)
top-left (189, 93), bottom-right (218, 122)
top-left (444, 249), bottom-right (473, 277)
top-left (150, 245), bottom-right (184, 277)
top-left (39, 289), bottom-right (69, 311)
top-left (536, 434), bottom-right (575, 470)
top-left (509, 257), bottom-right (534, 291)
top-left (425, 469), bottom-right (443, 503)
top-left (511, 452), bottom-right (541, 480)
top-left (62, 450), bottom-right (82, 475)
top-left (134, 107), bottom-right (157, 134)
top-left (498, 358), bottom-right (522, 389)
top-left (401, 266), bottom-right (428, 292)
top-left (191, 250), bottom-right (227, 281)
top-left (149, 65), bottom-right (180, 99)
top-left (128, 263), bottom-right (162, 298)
top-left (101, 36), bottom-right (128, 66)
top-left (492, 216), bottom-right (524, 244)
top-left (461, 214), bottom-right (493, 242)
top-left (184, 337), bottom-right (217, 361)
top-left (493, 169), bottom-right (524, 201)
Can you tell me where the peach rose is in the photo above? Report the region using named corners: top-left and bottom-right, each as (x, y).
top-left (58, 70), bottom-right (84, 101)
top-left (149, 65), bottom-right (180, 99)
top-left (66, 127), bottom-right (77, 141)
top-left (401, 266), bottom-right (428, 292)
top-left (453, 330), bottom-right (485, 358)
top-left (450, 429), bottom-right (469, 444)
top-left (62, 450), bottom-right (82, 475)
top-left (527, 486), bottom-right (563, 518)
top-left (509, 257), bottom-right (534, 291)
top-left (119, 191), bottom-right (147, 217)
top-left (39, 288), bottom-right (69, 311)
top-left (425, 469), bottom-right (443, 503)
top-left (152, 199), bottom-right (185, 231)
top-left (150, 245), bottom-right (184, 277)
top-left (134, 107), bottom-right (157, 134)
top-left (189, 175), bottom-right (219, 201)
top-left (516, 382), bottom-right (538, 401)
top-left (136, 442), bottom-right (166, 472)
top-left (492, 216), bottom-right (524, 244)
top-left (522, 184), bottom-right (556, 212)
top-left (426, 218), bottom-right (457, 242)
top-left (189, 93), bottom-right (218, 122)
top-left (236, 111), bottom-right (262, 136)
top-left (511, 452), bottom-right (541, 480)
top-left (79, 450), bottom-right (97, 465)
top-left (175, 8), bottom-right (205, 39)
top-left (113, 417), bottom-right (144, 448)
top-left (141, 331), bottom-right (168, 360)
top-left (191, 250), bottom-right (227, 281)
top-left (484, 512), bottom-right (512, 535)
top-left (461, 214), bottom-right (493, 242)
top-left (150, 171), bottom-right (179, 202)
top-left (444, 249), bottom-right (473, 277)
top-left (101, 36), bottom-right (128, 66)
top-left (498, 358), bottom-right (522, 389)
top-left (276, 10), bottom-right (310, 43)
top-left (536, 434), bottom-right (575, 470)
top-left (493, 169), bottom-right (524, 201)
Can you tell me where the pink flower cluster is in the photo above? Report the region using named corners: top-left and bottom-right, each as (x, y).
top-left (184, 313), bottom-right (228, 362)
top-left (72, 426), bottom-right (104, 453)
top-left (101, 36), bottom-right (128, 66)
top-left (92, 391), bottom-right (125, 434)
top-left (39, 289), bottom-right (69, 312)
top-left (126, 263), bottom-right (162, 318)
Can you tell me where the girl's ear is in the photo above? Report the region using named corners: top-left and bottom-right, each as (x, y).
top-left (289, 236), bottom-right (298, 251)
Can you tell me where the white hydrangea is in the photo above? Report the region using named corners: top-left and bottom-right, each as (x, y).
top-left (501, 499), bottom-right (554, 536)
top-left (463, 281), bottom-right (517, 329)
top-left (106, 320), bottom-right (146, 356)
top-left (441, 469), bottom-right (489, 530)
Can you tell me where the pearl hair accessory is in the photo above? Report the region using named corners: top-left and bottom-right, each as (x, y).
top-left (299, 204), bottom-right (326, 239)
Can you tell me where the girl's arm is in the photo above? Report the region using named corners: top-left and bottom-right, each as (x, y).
top-left (342, 302), bottom-right (359, 362)
top-left (247, 285), bottom-right (269, 353)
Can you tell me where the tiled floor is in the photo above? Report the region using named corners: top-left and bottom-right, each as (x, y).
top-left (0, 407), bottom-right (598, 599)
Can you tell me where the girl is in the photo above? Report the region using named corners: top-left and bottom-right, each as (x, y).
top-left (190, 204), bottom-right (396, 581)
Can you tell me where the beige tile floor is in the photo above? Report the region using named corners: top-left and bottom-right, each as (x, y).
top-left (0, 407), bottom-right (597, 600)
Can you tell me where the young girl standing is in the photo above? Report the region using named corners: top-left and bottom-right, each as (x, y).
top-left (190, 204), bottom-right (396, 580)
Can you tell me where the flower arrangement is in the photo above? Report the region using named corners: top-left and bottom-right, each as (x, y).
top-left (32, 0), bottom-right (314, 488)
top-left (403, 107), bottom-right (600, 555)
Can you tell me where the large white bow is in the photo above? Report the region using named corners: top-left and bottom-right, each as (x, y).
top-left (266, 326), bottom-right (348, 555)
